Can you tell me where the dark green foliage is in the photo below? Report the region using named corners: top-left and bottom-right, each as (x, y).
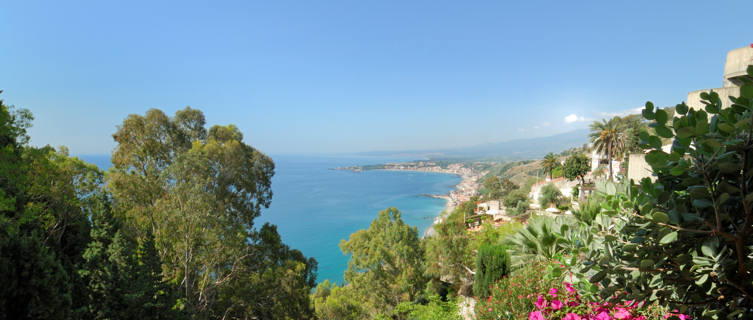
top-left (504, 189), bottom-right (529, 215)
top-left (541, 153), bottom-right (560, 179)
top-left (0, 96), bottom-right (316, 319)
top-left (586, 68), bottom-right (753, 318)
top-left (539, 183), bottom-right (564, 208)
top-left (563, 153), bottom-right (590, 186)
top-left (482, 176), bottom-right (518, 200)
top-left (340, 208), bottom-right (425, 316)
top-left (473, 243), bottom-right (510, 298)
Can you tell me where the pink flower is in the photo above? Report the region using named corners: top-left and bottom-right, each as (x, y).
top-left (551, 299), bottom-right (562, 310)
top-left (535, 295), bottom-right (547, 309)
top-left (529, 311), bottom-right (546, 320)
top-left (488, 308), bottom-right (492, 312)
top-left (634, 317), bottom-right (646, 320)
top-left (678, 315), bottom-right (691, 320)
top-left (613, 307), bottom-right (630, 319)
top-left (549, 287), bottom-right (559, 297)
top-left (562, 313), bottom-right (582, 320)
top-left (565, 282), bottom-right (576, 294)
top-left (594, 311), bottom-right (612, 320)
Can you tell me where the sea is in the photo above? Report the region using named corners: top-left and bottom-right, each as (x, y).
top-left (78, 154), bottom-right (462, 285)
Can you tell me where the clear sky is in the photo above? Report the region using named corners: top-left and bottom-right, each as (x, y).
top-left (2, 0), bottom-right (753, 155)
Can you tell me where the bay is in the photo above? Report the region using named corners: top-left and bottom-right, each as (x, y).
top-left (78, 154), bottom-right (461, 284)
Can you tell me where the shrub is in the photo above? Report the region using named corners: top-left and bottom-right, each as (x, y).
top-left (582, 79), bottom-right (753, 317)
top-left (474, 261), bottom-right (558, 320)
top-left (538, 183), bottom-right (563, 208)
top-left (473, 243), bottom-right (511, 298)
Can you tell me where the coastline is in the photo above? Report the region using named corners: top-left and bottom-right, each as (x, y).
top-left (335, 161), bottom-right (485, 238)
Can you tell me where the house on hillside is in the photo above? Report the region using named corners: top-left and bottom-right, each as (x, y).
top-left (628, 45), bottom-right (753, 182)
top-left (590, 148), bottom-right (621, 180)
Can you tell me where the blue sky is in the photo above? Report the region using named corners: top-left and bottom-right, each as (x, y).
top-left (2, 0), bottom-right (753, 155)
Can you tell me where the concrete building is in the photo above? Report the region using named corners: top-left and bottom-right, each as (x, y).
top-left (627, 46), bottom-right (753, 182)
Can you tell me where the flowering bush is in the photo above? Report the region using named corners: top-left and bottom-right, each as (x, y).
top-left (475, 261), bottom-right (560, 319)
top-left (475, 259), bottom-right (691, 320)
top-left (528, 284), bottom-right (691, 319)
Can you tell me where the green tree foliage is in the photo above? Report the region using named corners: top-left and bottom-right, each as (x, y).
top-left (424, 206), bottom-right (473, 294)
top-left (481, 176), bottom-right (518, 200)
top-left (541, 153), bottom-right (560, 179)
top-left (312, 280), bottom-right (366, 320)
top-left (538, 183), bottom-right (564, 208)
top-left (0, 95), bottom-right (99, 319)
top-left (340, 207), bottom-right (425, 316)
top-left (107, 108), bottom-right (316, 318)
top-left (393, 294), bottom-right (461, 320)
top-left (564, 153), bottom-right (590, 186)
top-left (585, 80), bottom-right (753, 317)
top-left (589, 117), bottom-right (626, 180)
top-left (503, 189), bottom-right (529, 215)
top-left (473, 243), bottom-right (510, 298)
top-left (218, 223), bottom-right (317, 319)
top-left (0, 97), bottom-right (315, 319)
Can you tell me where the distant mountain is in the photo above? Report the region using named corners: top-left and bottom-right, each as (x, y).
top-left (357, 129), bottom-right (590, 161)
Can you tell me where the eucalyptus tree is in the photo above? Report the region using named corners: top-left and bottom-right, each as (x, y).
top-left (107, 107), bottom-right (314, 318)
top-left (589, 117), bottom-right (626, 180)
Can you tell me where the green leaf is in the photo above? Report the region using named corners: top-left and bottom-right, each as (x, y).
top-left (669, 165), bottom-right (686, 176)
top-left (655, 126), bottom-right (673, 138)
top-left (741, 83), bottom-right (753, 99)
top-left (655, 109), bottom-right (668, 125)
top-left (645, 101), bottom-right (655, 112)
top-left (676, 127), bottom-right (695, 139)
top-left (652, 211), bottom-right (669, 223)
top-left (692, 199), bottom-right (713, 209)
top-left (639, 259), bottom-right (655, 270)
top-left (642, 109), bottom-right (655, 120)
top-left (695, 273), bottom-right (709, 286)
top-left (702, 138), bottom-right (721, 150)
top-left (590, 270), bottom-right (607, 283)
top-left (659, 231), bottom-right (678, 244)
top-left (701, 239), bottom-right (718, 257)
top-left (676, 103), bottom-right (688, 115)
top-left (718, 123), bottom-right (734, 134)
top-left (748, 65), bottom-right (753, 77)
top-left (645, 150), bottom-right (668, 168)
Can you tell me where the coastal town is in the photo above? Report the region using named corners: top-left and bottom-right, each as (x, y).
top-left (336, 161), bottom-right (486, 210)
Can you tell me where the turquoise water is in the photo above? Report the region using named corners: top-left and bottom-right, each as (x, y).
top-left (257, 155), bottom-right (461, 284)
top-left (78, 154), bottom-right (461, 285)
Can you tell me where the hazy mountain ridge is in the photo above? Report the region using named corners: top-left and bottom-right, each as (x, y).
top-left (357, 129), bottom-right (590, 161)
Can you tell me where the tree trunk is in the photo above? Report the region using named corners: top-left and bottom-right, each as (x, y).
top-left (608, 155), bottom-right (613, 181)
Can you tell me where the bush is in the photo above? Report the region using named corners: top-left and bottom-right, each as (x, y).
top-left (473, 243), bottom-right (510, 298)
top-left (474, 261), bottom-right (558, 320)
top-left (538, 183), bottom-right (563, 208)
top-left (503, 189), bottom-right (529, 208)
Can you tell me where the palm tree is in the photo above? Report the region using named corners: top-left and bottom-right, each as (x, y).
top-left (541, 152), bottom-right (559, 180)
top-left (589, 117), bottom-right (626, 180)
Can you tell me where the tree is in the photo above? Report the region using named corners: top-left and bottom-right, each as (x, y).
top-left (424, 206), bottom-right (474, 295)
top-left (538, 183), bottom-right (563, 208)
top-left (541, 153), bottom-right (560, 180)
top-left (107, 108), bottom-right (314, 318)
top-left (312, 280), bottom-right (366, 320)
top-left (564, 154), bottom-right (590, 187)
top-left (473, 243), bottom-right (510, 298)
top-left (340, 208), bottom-right (425, 316)
top-left (589, 117), bottom-right (626, 180)
top-left (482, 176), bottom-right (518, 200)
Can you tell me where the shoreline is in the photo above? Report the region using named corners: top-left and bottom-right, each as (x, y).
top-left (335, 162), bottom-right (484, 238)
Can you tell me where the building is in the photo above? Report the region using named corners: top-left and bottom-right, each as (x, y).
top-left (627, 45), bottom-right (753, 182)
